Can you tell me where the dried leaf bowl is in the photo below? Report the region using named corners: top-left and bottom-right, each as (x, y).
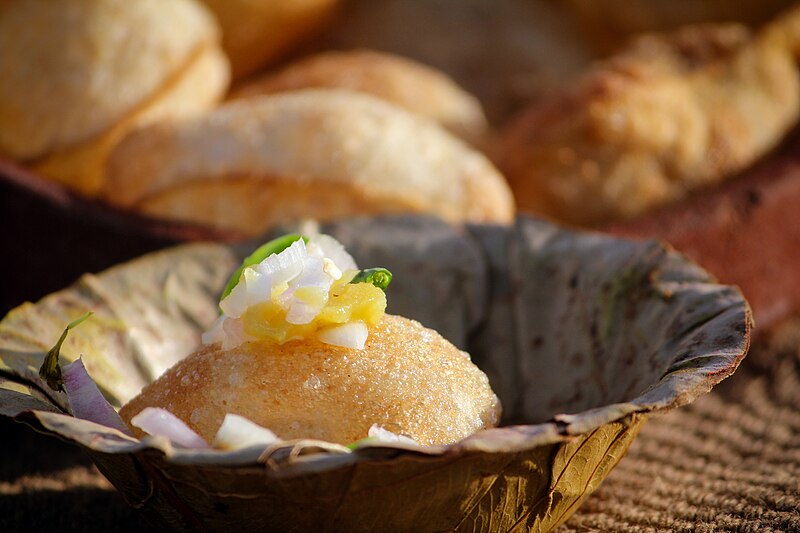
top-left (0, 215), bottom-right (751, 532)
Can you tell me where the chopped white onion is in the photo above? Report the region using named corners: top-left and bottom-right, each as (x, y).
top-left (201, 315), bottom-right (226, 345)
top-left (316, 321), bottom-right (368, 349)
top-left (220, 239), bottom-right (307, 318)
top-left (203, 315), bottom-right (252, 350)
top-left (322, 258), bottom-right (343, 281)
top-left (221, 318), bottom-right (251, 350)
top-left (283, 256), bottom-right (334, 325)
top-left (253, 238), bottom-right (306, 286)
top-left (209, 234), bottom-right (372, 348)
top-left (285, 296), bottom-right (326, 325)
top-left (62, 357), bottom-right (131, 435)
top-left (130, 407), bottom-right (209, 449)
top-left (291, 256), bottom-right (334, 291)
top-left (243, 267), bottom-right (272, 307)
top-left (219, 278), bottom-right (248, 318)
top-left (368, 424), bottom-right (418, 445)
top-left (308, 234), bottom-right (358, 272)
top-left (212, 414), bottom-right (279, 450)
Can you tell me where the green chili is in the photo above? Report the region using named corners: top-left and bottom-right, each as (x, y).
top-left (350, 268), bottom-right (393, 291)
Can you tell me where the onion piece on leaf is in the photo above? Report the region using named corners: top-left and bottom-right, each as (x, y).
top-left (213, 414), bottom-right (279, 450)
top-left (131, 407), bottom-right (209, 449)
top-left (62, 357), bottom-right (132, 436)
top-left (368, 424), bottom-right (419, 445)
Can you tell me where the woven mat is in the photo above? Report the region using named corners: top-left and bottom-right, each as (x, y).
top-left (2, 332), bottom-right (799, 532)
top-left (558, 328), bottom-right (800, 532)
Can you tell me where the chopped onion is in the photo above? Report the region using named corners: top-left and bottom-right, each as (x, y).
top-left (62, 357), bottom-right (131, 435)
top-left (322, 258), bottom-right (343, 280)
top-left (221, 239), bottom-right (307, 318)
top-left (212, 414), bottom-right (279, 450)
top-left (253, 238), bottom-right (306, 286)
top-left (210, 234), bottom-right (374, 348)
top-left (368, 424), bottom-right (418, 445)
top-left (283, 256), bottom-right (335, 325)
top-left (307, 234), bottom-right (358, 272)
top-left (130, 407), bottom-right (209, 449)
top-left (202, 316), bottom-right (252, 350)
top-left (316, 321), bottom-right (368, 349)
top-left (201, 315), bottom-right (226, 345)
top-left (220, 318), bottom-right (251, 350)
top-left (243, 267), bottom-right (272, 307)
top-left (285, 287), bottom-right (328, 325)
top-left (220, 278), bottom-right (248, 318)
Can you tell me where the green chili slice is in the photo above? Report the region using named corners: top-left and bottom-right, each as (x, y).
top-left (349, 268), bottom-right (392, 291)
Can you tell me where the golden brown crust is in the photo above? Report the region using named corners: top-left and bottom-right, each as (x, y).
top-left (0, 0), bottom-right (223, 161)
top-left (500, 9), bottom-right (800, 226)
top-left (31, 45), bottom-right (229, 196)
top-left (104, 90), bottom-right (514, 232)
top-left (231, 49), bottom-right (488, 143)
top-left (119, 315), bottom-right (501, 446)
top-left (564, 0), bottom-right (794, 54)
top-left (199, 0), bottom-right (339, 80)
top-left (134, 176), bottom-right (433, 235)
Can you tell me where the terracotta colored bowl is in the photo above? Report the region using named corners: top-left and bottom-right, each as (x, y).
top-left (0, 216), bottom-right (750, 532)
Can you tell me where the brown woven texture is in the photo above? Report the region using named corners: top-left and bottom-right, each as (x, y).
top-left (557, 329), bottom-right (800, 532)
top-left (2, 328), bottom-right (799, 532)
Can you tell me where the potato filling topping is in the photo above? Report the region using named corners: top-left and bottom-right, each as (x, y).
top-left (202, 234), bottom-right (389, 350)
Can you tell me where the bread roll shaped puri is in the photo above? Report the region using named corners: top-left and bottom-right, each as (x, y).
top-left (120, 234), bottom-right (501, 446)
top-left (0, 0), bottom-right (229, 195)
top-left (500, 8), bottom-right (800, 226)
top-left (231, 49), bottom-right (489, 144)
top-left (104, 90), bottom-right (515, 235)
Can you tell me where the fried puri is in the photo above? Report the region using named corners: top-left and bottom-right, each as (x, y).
top-left (0, 0), bottom-right (229, 195)
top-left (564, 0), bottom-right (794, 53)
top-left (104, 89), bottom-right (514, 234)
top-left (231, 49), bottom-right (488, 143)
top-left (120, 315), bottom-right (501, 446)
top-left (500, 7), bottom-right (800, 226)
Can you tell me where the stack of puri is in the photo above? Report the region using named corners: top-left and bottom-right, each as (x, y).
top-left (496, 2), bottom-right (800, 332)
top-left (0, 0), bottom-right (514, 240)
top-left (103, 86), bottom-right (513, 235)
top-left (0, 0), bottom-right (342, 195)
top-left (562, 0), bottom-right (794, 54)
top-left (0, 0), bottom-right (229, 196)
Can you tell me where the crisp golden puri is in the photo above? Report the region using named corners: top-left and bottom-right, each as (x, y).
top-left (0, 0), bottom-right (228, 195)
top-left (231, 49), bottom-right (488, 144)
top-left (104, 90), bottom-right (514, 234)
top-left (120, 315), bottom-right (501, 446)
top-left (500, 6), bottom-right (800, 226)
